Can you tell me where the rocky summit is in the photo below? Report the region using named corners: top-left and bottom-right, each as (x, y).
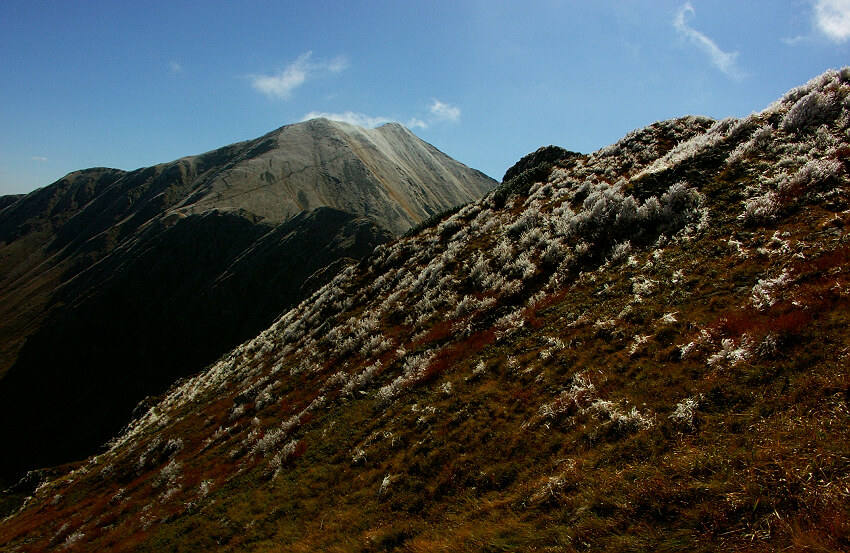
top-left (2, 69), bottom-right (850, 552)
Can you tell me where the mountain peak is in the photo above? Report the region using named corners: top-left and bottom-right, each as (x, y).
top-left (170, 117), bottom-right (495, 235)
top-left (2, 68), bottom-right (849, 552)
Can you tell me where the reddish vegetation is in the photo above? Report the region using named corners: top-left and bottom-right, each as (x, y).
top-left (3, 69), bottom-right (850, 552)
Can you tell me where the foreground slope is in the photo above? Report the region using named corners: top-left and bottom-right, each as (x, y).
top-left (0, 119), bottom-right (495, 481)
top-left (3, 69), bottom-right (850, 552)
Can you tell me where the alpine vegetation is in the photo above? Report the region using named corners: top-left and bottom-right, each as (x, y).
top-left (2, 68), bottom-right (850, 552)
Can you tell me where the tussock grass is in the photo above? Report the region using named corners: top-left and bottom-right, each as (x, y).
top-left (3, 68), bottom-right (850, 552)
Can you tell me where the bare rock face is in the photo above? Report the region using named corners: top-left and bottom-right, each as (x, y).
top-left (0, 119), bottom-right (496, 481)
top-left (175, 118), bottom-right (495, 235)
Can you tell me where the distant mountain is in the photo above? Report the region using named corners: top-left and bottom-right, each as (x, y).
top-left (0, 119), bottom-right (496, 481)
top-left (149, 117), bottom-right (495, 235)
top-left (4, 69), bottom-right (850, 552)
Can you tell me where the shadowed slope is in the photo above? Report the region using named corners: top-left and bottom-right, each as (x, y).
top-left (0, 119), bottom-right (495, 481)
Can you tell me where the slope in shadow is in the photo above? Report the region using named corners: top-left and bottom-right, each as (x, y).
top-left (0, 207), bottom-right (390, 480)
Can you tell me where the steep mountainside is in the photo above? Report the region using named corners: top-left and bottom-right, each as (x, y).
top-left (0, 120), bottom-right (495, 482)
top-left (3, 69), bottom-right (850, 552)
top-left (0, 195), bottom-right (23, 211)
top-left (175, 118), bottom-right (495, 235)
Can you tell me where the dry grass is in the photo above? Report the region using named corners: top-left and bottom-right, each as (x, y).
top-left (3, 71), bottom-right (850, 552)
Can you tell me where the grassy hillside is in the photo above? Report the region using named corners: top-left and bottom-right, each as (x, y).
top-left (2, 68), bottom-right (849, 552)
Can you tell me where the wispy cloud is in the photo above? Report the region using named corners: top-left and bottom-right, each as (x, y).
top-left (301, 111), bottom-right (429, 130)
top-left (251, 52), bottom-right (348, 100)
top-left (406, 118), bottom-right (428, 130)
top-left (252, 53), bottom-right (311, 99)
top-left (326, 56), bottom-right (349, 74)
top-left (429, 100), bottom-right (461, 123)
top-left (168, 61), bottom-right (184, 74)
top-left (301, 111), bottom-right (393, 128)
top-left (782, 34), bottom-right (808, 46)
top-left (31, 156), bottom-right (47, 162)
top-left (673, 3), bottom-right (744, 79)
top-left (814, 0), bottom-right (850, 43)
top-left (301, 99), bottom-right (460, 131)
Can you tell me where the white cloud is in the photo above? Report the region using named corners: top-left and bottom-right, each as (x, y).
top-left (302, 112), bottom-right (430, 130)
top-left (299, 99), bottom-right (460, 131)
top-left (31, 156), bottom-right (47, 162)
top-left (169, 61), bottom-right (184, 74)
top-left (252, 53), bottom-right (310, 99)
top-left (429, 100), bottom-right (461, 123)
top-left (814, 0), bottom-right (850, 43)
top-left (781, 35), bottom-right (808, 46)
top-left (327, 56), bottom-right (349, 73)
top-left (674, 3), bottom-right (744, 79)
top-left (406, 117), bottom-right (428, 130)
top-left (301, 111), bottom-right (393, 128)
top-left (251, 52), bottom-right (348, 100)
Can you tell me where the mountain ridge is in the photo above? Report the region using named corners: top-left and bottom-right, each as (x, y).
top-left (2, 69), bottom-right (849, 551)
top-left (0, 118), bottom-right (495, 481)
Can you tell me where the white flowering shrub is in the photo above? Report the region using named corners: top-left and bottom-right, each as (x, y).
top-left (707, 337), bottom-right (752, 368)
top-left (636, 118), bottom-right (735, 177)
top-left (251, 427), bottom-right (287, 457)
top-left (549, 178), bottom-right (703, 264)
top-left (378, 474), bottom-right (396, 496)
top-left (452, 295), bottom-right (480, 319)
top-left (541, 239), bottom-right (568, 267)
top-left (360, 333), bottom-right (394, 358)
top-left (342, 361), bottom-right (382, 396)
top-left (782, 158), bottom-right (844, 195)
top-left (660, 181), bottom-right (704, 231)
top-left (669, 395), bottom-right (701, 430)
top-left (63, 530), bottom-right (86, 549)
top-left (539, 372), bottom-right (652, 434)
top-left (740, 191), bottom-right (779, 224)
top-left (268, 439), bottom-right (299, 477)
top-left (508, 251), bottom-right (537, 280)
top-left (495, 309), bottom-right (527, 341)
top-left (375, 352), bottom-right (435, 406)
top-left (589, 400), bottom-right (654, 433)
top-left (781, 90), bottom-right (840, 133)
top-left (154, 459), bottom-right (182, 488)
top-left (628, 334), bottom-right (650, 356)
top-left (729, 123), bottom-right (776, 166)
top-left (198, 479), bottom-right (213, 498)
top-left (660, 312), bottom-right (678, 325)
top-left (751, 269), bottom-right (792, 309)
top-left (507, 207), bottom-right (541, 237)
top-left (539, 373), bottom-right (597, 419)
top-left (631, 276), bottom-right (656, 298)
top-left (492, 238), bottom-right (514, 268)
top-left (609, 240), bottom-right (632, 265)
top-left (436, 216), bottom-right (463, 237)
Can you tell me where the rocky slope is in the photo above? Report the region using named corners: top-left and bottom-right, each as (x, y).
top-left (3, 69), bottom-right (850, 552)
top-left (169, 118), bottom-right (495, 235)
top-left (0, 120), bottom-right (495, 481)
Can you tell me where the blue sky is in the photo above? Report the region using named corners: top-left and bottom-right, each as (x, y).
top-left (1, 1), bottom-right (849, 195)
